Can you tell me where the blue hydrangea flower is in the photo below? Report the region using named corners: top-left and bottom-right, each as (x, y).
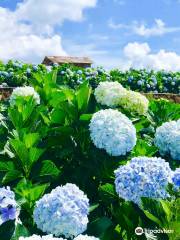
top-left (137, 80), bottom-right (143, 86)
top-left (114, 157), bottom-right (172, 205)
top-left (89, 109), bottom-right (137, 156)
top-left (34, 183), bottom-right (89, 238)
top-left (77, 70), bottom-right (83, 75)
top-left (33, 65), bottom-right (38, 71)
top-left (172, 168), bottom-right (180, 188)
top-left (60, 71), bottom-right (65, 75)
top-left (74, 235), bottom-right (99, 240)
top-left (26, 68), bottom-right (31, 74)
top-left (0, 187), bottom-right (19, 225)
top-left (155, 120), bottom-right (180, 160)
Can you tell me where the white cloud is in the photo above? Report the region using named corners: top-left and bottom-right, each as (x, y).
top-left (109, 19), bottom-right (180, 37)
top-left (0, 7), bottom-right (66, 63)
top-left (0, 0), bottom-right (97, 63)
top-left (134, 19), bottom-right (180, 37)
top-left (122, 42), bottom-right (180, 71)
top-left (16, 0), bottom-right (97, 33)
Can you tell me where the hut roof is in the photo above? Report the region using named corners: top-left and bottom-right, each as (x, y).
top-left (42, 56), bottom-right (93, 65)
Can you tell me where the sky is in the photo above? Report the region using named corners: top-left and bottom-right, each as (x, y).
top-left (1, 0), bottom-right (180, 70)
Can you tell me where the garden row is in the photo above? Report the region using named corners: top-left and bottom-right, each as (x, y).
top-left (0, 67), bottom-right (179, 240)
top-left (0, 60), bottom-right (180, 94)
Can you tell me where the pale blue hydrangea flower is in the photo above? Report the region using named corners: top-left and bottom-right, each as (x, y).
top-left (89, 109), bottom-right (137, 156)
top-left (172, 168), bottom-right (180, 188)
top-left (154, 120), bottom-right (180, 160)
top-left (0, 187), bottom-right (19, 225)
top-left (9, 86), bottom-right (40, 105)
top-left (34, 183), bottom-right (89, 239)
top-left (74, 235), bottom-right (99, 240)
top-left (19, 235), bottom-right (66, 240)
top-left (114, 157), bottom-right (172, 205)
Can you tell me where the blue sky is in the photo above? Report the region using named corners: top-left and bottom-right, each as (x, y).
top-left (1, 0), bottom-right (180, 70)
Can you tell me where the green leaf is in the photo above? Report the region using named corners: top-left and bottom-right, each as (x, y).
top-left (99, 183), bottom-right (117, 204)
top-left (50, 108), bottom-right (65, 124)
top-left (10, 139), bottom-right (29, 166)
top-left (88, 217), bottom-right (113, 237)
top-left (49, 91), bottom-right (67, 107)
top-left (40, 160), bottom-right (61, 178)
top-left (76, 81), bottom-right (92, 113)
top-left (89, 203), bottom-right (99, 213)
top-left (11, 224), bottom-right (30, 240)
top-left (29, 147), bottom-right (44, 165)
top-left (2, 170), bottom-right (22, 184)
top-left (24, 133), bottom-right (40, 148)
top-left (15, 179), bottom-right (49, 205)
top-left (79, 114), bottom-right (92, 121)
top-left (0, 161), bottom-right (15, 172)
top-left (8, 108), bottom-right (23, 129)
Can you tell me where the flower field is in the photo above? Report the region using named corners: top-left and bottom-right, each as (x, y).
top-left (1, 61), bottom-right (180, 94)
top-left (0, 61), bottom-right (180, 240)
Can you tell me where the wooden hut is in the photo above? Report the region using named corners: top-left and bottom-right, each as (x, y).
top-left (42, 56), bottom-right (93, 68)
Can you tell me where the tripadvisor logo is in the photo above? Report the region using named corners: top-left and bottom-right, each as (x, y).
top-left (135, 227), bottom-right (174, 236)
top-left (135, 227), bottom-right (144, 235)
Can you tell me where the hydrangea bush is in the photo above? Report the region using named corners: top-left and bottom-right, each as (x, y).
top-left (89, 109), bottom-right (137, 156)
top-left (155, 120), bottom-right (180, 160)
top-left (34, 184), bottom-right (89, 238)
top-left (0, 63), bottom-right (179, 240)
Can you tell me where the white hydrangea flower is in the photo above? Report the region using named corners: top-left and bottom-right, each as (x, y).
top-left (155, 120), bottom-right (180, 160)
top-left (74, 235), bottom-right (99, 240)
top-left (34, 183), bottom-right (89, 239)
top-left (19, 235), bottom-right (65, 240)
top-left (94, 81), bottom-right (127, 107)
top-left (89, 109), bottom-right (137, 156)
top-left (10, 86), bottom-right (40, 105)
top-left (120, 90), bottom-right (149, 115)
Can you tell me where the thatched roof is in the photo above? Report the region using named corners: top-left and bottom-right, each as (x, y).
top-left (42, 56), bottom-right (93, 66)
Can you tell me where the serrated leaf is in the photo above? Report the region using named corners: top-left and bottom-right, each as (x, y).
top-left (2, 170), bottom-right (22, 184)
top-left (40, 160), bottom-right (60, 177)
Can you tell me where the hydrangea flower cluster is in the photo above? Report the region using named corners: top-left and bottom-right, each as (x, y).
top-left (89, 109), bottom-right (137, 156)
top-left (94, 81), bottom-right (127, 107)
top-left (114, 157), bottom-right (172, 205)
top-left (0, 187), bottom-right (19, 225)
top-left (9, 86), bottom-right (40, 105)
top-left (34, 183), bottom-right (89, 238)
top-left (19, 235), bottom-right (66, 240)
top-left (74, 235), bottom-right (99, 240)
top-left (120, 90), bottom-right (149, 115)
top-left (94, 81), bottom-right (149, 115)
top-left (154, 120), bottom-right (180, 160)
top-left (172, 168), bottom-right (180, 188)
